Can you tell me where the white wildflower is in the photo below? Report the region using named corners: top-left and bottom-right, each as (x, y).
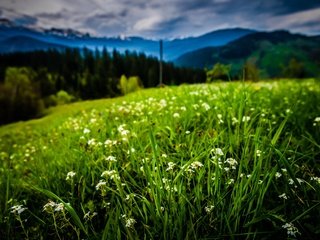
top-left (205, 205), bottom-right (215, 213)
top-left (173, 112), bottom-right (180, 118)
top-left (185, 130), bottom-right (191, 135)
top-left (256, 150), bottom-right (261, 157)
top-left (211, 148), bottom-right (224, 156)
top-left (311, 176), bottom-right (320, 184)
top-left (202, 102), bottom-right (211, 111)
top-left (225, 158), bottom-right (238, 169)
top-left (105, 155), bottom-right (117, 162)
top-left (95, 180), bottom-right (107, 190)
top-left (288, 178), bottom-right (294, 185)
top-left (232, 117), bottom-right (239, 125)
top-left (166, 162), bottom-right (177, 172)
top-left (190, 161), bottom-right (203, 170)
top-left (66, 171), bottom-right (76, 181)
top-left (87, 138), bottom-right (96, 146)
top-left (227, 179), bottom-right (235, 185)
top-left (83, 128), bottom-right (91, 134)
top-left (118, 124), bottom-right (130, 136)
top-left (159, 99), bottom-right (167, 108)
top-left (11, 205), bottom-right (27, 215)
top-left (242, 116), bottom-right (251, 122)
top-left (278, 193), bottom-right (288, 200)
top-left (313, 117), bottom-right (320, 126)
top-left (54, 203), bottom-right (64, 212)
top-left (84, 211), bottom-right (97, 221)
top-left (104, 139), bottom-right (117, 147)
top-left (217, 114), bottom-right (224, 124)
top-left (101, 170), bottom-right (120, 180)
top-left (125, 218), bottom-right (136, 228)
top-left (125, 194), bottom-right (135, 201)
top-left (275, 172), bottom-right (282, 179)
top-left (43, 200), bottom-right (64, 213)
top-left (282, 222), bottom-right (300, 237)
top-left (43, 200), bottom-right (56, 212)
top-left (297, 178), bottom-right (303, 184)
top-left (192, 104), bottom-right (199, 110)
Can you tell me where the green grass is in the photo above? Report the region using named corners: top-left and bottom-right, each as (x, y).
top-left (1, 79), bottom-right (320, 239)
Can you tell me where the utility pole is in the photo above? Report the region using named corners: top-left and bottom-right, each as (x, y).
top-left (159, 39), bottom-right (163, 86)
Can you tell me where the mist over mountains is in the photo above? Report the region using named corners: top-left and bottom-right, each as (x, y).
top-left (1, 18), bottom-right (319, 78)
top-left (0, 19), bottom-right (254, 60)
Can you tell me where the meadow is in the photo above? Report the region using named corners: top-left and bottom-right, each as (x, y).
top-left (0, 79), bottom-right (320, 239)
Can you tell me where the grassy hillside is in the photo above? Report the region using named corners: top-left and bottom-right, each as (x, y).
top-left (1, 79), bottom-right (320, 239)
top-left (175, 31), bottom-right (320, 78)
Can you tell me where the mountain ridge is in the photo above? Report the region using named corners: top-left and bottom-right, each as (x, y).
top-left (0, 21), bottom-right (254, 60)
top-left (175, 30), bottom-right (320, 78)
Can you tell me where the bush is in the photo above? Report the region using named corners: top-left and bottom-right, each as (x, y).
top-left (56, 90), bottom-right (74, 105)
top-left (119, 75), bottom-right (143, 95)
top-left (0, 67), bottom-right (44, 125)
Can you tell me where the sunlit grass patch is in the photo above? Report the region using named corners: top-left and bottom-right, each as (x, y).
top-left (0, 79), bottom-right (320, 239)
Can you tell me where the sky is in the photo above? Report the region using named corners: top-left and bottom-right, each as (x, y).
top-left (0, 0), bottom-right (320, 38)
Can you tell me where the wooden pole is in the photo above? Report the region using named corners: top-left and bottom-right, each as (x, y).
top-left (159, 40), bottom-right (163, 86)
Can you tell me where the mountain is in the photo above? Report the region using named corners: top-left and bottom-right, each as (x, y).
top-left (0, 21), bottom-right (254, 60)
top-left (161, 28), bottom-right (255, 59)
top-left (0, 36), bottom-right (67, 53)
top-left (175, 30), bottom-right (320, 78)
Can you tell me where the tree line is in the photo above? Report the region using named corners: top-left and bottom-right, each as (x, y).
top-left (0, 48), bottom-right (206, 125)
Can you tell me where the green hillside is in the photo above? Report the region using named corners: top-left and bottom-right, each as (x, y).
top-left (175, 31), bottom-right (320, 78)
top-left (1, 79), bottom-right (320, 239)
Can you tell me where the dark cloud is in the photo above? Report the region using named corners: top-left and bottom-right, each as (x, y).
top-left (0, 0), bottom-right (319, 37)
top-left (271, 0), bottom-right (320, 15)
top-left (36, 12), bottom-right (65, 20)
top-left (137, 16), bottom-right (187, 36)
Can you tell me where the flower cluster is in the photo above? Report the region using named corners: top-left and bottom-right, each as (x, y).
top-left (310, 176), bottom-right (320, 185)
top-left (282, 222), bottom-right (300, 237)
top-left (11, 204), bottom-right (27, 215)
top-left (118, 124), bottom-right (130, 136)
top-left (186, 161), bottom-right (203, 174)
top-left (205, 205), bottom-right (215, 214)
top-left (95, 180), bottom-right (107, 191)
top-left (66, 171), bottom-right (76, 181)
top-left (43, 200), bottom-right (65, 213)
top-left (122, 214), bottom-right (136, 229)
top-left (166, 162), bottom-right (177, 172)
top-left (105, 155), bottom-right (117, 162)
top-left (83, 211), bottom-right (98, 221)
top-left (278, 193), bottom-right (288, 200)
top-left (313, 117), bottom-right (320, 126)
top-left (242, 116), bottom-right (251, 122)
top-left (224, 158), bottom-right (238, 170)
top-left (101, 170), bottom-right (120, 180)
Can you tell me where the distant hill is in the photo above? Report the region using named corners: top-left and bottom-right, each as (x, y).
top-left (0, 36), bottom-right (67, 52)
top-left (0, 22), bottom-right (254, 60)
top-left (162, 28), bottom-right (255, 59)
top-left (174, 30), bottom-right (320, 78)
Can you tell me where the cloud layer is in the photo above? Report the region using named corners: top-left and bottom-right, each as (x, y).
top-left (0, 0), bottom-right (319, 38)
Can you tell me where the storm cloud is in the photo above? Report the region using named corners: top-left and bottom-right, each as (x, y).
top-left (0, 0), bottom-right (319, 38)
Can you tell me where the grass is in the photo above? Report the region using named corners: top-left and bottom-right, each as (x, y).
top-left (0, 79), bottom-right (320, 239)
